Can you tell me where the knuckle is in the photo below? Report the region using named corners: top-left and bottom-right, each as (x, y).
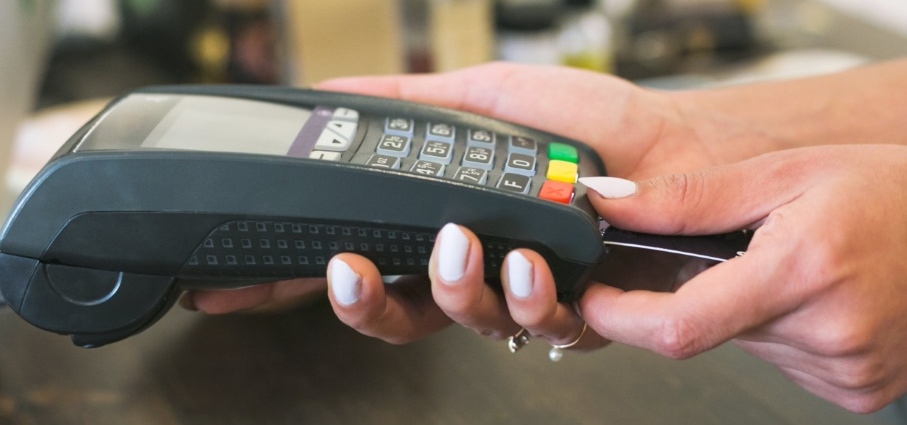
top-left (830, 358), bottom-right (886, 391)
top-left (651, 316), bottom-right (705, 359)
top-left (759, 209), bottom-right (851, 298)
top-left (799, 239), bottom-right (848, 286)
top-left (585, 312), bottom-right (610, 340)
top-left (780, 223), bottom-right (849, 290)
top-left (811, 325), bottom-right (874, 357)
top-left (648, 171), bottom-right (711, 233)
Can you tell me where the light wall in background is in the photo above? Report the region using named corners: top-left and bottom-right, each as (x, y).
top-left (815, 0), bottom-right (907, 36)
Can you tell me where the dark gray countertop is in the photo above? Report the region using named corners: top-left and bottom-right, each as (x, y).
top-left (0, 298), bottom-right (903, 425)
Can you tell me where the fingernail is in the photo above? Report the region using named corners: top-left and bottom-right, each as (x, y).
top-left (579, 177), bottom-right (637, 199)
top-left (330, 259), bottom-right (361, 306)
top-left (506, 251), bottom-right (533, 299)
top-left (438, 223), bottom-right (469, 283)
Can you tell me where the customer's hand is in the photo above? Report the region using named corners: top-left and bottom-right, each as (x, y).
top-left (542, 144), bottom-right (907, 413)
top-left (180, 61), bottom-right (907, 412)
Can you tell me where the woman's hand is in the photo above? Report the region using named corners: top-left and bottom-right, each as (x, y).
top-left (562, 144), bottom-right (907, 412)
top-left (182, 62), bottom-right (907, 412)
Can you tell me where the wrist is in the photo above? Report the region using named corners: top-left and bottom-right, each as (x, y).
top-left (663, 88), bottom-right (791, 163)
top-left (666, 59), bottom-right (907, 153)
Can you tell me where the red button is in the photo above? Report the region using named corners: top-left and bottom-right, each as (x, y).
top-left (539, 180), bottom-right (574, 204)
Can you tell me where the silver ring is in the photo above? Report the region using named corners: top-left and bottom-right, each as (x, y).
top-left (507, 328), bottom-right (530, 353)
top-left (548, 323), bottom-right (588, 362)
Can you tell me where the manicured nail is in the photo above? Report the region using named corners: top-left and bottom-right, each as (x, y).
top-left (438, 223), bottom-right (469, 283)
top-left (579, 176), bottom-right (637, 199)
top-left (330, 259), bottom-right (361, 306)
top-left (506, 251), bottom-right (533, 299)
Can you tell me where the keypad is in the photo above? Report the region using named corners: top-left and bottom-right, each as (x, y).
top-left (302, 106), bottom-right (585, 206)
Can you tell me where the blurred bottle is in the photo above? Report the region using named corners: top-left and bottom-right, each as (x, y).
top-left (615, 0), bottom-right (760, 79)
top-left (189, 0), bottom-right (278, 84)
top-left (495, 0), bottom-right (565, 65)
top-left (735, 0), bottom-right (764, 15)
top-left (120, 0), bottom-right (208, 81)
top-left (558, 0), bottom-right (614, 72)
top-left (429, 0), bottom-right (495, 72)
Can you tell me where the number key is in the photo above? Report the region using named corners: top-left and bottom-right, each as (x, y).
top-left (419, 140), bottom-right (453, 164)
top-left (462, 146), bottom-right (494, 170)
top-left (365, 154), bottom-right (401, 169)
top-left (509, 136), bottom-right (537, 155)
top-left (427, 123), bottom-right (455, 142)
top-left (497, 173), bottom-right (531, 195)
top-left (385, 117), bottom-right (414, 136)
top-left (468, 129), bottom-right (495, 147)
top-left (453, 167), bottom-right (487, 185)
top-left (410, 160), bottom-right (445, 177)
top-left (504, 153), bottom-right (536, 176)
top-left (376, 134), bottom-right (411, 157)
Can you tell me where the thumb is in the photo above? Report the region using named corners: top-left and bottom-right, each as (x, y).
top-left (580, 158), bottom-right (804, 235)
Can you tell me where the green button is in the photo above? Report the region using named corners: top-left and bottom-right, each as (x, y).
top-left (548, 143), bottom-right (578, 163)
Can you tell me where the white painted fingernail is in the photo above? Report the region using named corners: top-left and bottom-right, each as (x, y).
top-left (438, 223), bottom-right (469, 283)
top-left (330, 259), bottom-right (361, 306)
top-left (507, 251), bottom-right (533, 299)
top-left (579, 177), bottom-right (637, 199)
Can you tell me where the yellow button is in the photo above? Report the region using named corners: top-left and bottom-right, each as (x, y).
top-left (546, 160), bottom-right (578, 183)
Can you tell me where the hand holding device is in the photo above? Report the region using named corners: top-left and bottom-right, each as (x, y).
top-left (0, 85), bottom-right (748, 347)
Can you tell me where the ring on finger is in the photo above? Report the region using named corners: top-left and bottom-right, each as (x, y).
top-left (507, 328), bottom-right (530, 353)
top-left (548, 323), bottom-right (588, 362)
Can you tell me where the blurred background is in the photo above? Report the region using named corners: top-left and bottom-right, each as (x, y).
top-left (4, 0), bottom-right (907, 198)
top-left (4, 0), bottom-right (907, 196)
top-left (2, 1), bottom-right (907, 424)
